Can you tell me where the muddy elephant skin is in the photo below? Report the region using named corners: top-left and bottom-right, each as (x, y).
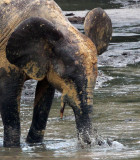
top-left (0, 0), bottom-right (112, 147)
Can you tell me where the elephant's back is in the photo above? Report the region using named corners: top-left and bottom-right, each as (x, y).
top-left (0, 0), bottom-right (68, 71)
top-left (0, 0), bottom-right (68, 50)
top-left (0, 0), bottom-right (30, 31)
top-left (0, 0), bottom-right (32, 50)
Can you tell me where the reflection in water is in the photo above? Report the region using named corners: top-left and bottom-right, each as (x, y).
top-left (0, 1), bottom-right (140, 160)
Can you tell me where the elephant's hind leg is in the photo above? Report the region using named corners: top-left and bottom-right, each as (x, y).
top-left (26, 79), bottom-right (55, 143)
top-left (0, 69), bottom-right (25, 147)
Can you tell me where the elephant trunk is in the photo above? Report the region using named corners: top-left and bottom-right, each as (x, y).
top-left (73, 104), bottom-right (93, 146)
top-left (73, 85), bottom-right (94, 146)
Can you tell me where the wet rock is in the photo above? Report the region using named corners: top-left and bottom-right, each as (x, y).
top-left (122, 52), bottom-right (129, 56)
top-left (68, 16), bottom-right (85, 24)
top-left (65, 13), bottom-right (75, 16)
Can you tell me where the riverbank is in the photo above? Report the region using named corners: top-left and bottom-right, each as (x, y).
top-left (65, 8), bottom-right (140, 68)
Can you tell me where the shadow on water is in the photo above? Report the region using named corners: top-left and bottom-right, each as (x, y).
top-left (55, 0), bottom-right (122, 10)
top-left (0, 0), bottom-right (140, 160)
top-left (55, 0), bottom-right (140, 10)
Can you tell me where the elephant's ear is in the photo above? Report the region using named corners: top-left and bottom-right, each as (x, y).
top-left (84, 8), bottom-right (112, 55)
top-left (6, 17), bottom-right (63, 80)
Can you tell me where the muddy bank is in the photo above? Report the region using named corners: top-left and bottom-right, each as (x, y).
top-left (65, 8), bottom-right (140, 67)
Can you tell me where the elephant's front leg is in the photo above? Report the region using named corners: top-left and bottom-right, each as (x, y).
top-left (0, 69), bottom-right (25, 147)
top-left (26, 79), bottom-right (55, 143)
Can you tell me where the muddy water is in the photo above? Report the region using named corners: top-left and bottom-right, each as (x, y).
top-left (0, 0), bottom-right (140, 160)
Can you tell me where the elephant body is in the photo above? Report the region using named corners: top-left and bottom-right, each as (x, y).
top-left (0, 0), bottom-right (97, 69)
top-left (0, 0), bottom-right (112, 147)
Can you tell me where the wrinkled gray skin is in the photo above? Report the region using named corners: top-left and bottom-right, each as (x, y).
top-left (0, 0), bottom-right (112, 147)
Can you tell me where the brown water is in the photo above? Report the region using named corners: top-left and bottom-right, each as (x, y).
top-left (0, 0), bottom-right (140, 160)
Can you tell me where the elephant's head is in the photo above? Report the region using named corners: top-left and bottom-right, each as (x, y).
top-left (6, 8), bottom-right (112, 146)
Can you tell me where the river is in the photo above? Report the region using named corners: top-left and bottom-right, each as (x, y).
top-left (0, 0), bottom-right (140, 160)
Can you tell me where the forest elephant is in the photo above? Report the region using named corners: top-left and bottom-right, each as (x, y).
top-left (0, 0), bottom-right (112, 147)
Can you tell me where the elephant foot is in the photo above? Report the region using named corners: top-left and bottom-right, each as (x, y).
top-left (26, 127), bottom-right (45, 144)
top-left (78, 130), bottom-right (92, 148)
top-left (4, 126), bottom-right (20, 147)
top-left (78, 134), bottom-right (113, 148)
